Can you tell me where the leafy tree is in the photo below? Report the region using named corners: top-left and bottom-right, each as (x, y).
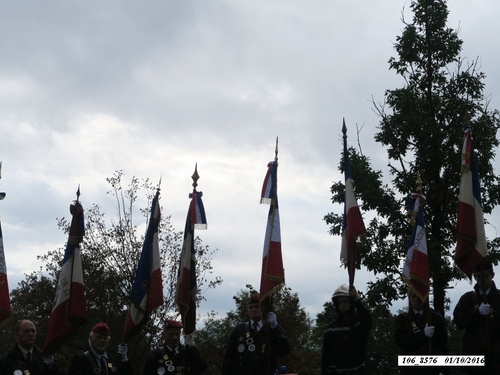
top-left (4, 171), bottom-right (222, 373)
top-left (325, 0), bottom-right (500, 315)
top-left (196, 285), bottom-right (317, 375)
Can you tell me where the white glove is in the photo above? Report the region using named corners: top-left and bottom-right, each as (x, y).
top-left (184, 334), bottom-right (194, 346)
top-left (424, 324), bottom-right (435, 338)
top-left (478, 303), bottom-right (492, 316)
top-left (42, 354), bottom-right (55, 368)
top-left (117, 343), bottom-right (128, 362)
top-left (267, 312), bottom-right (277, 328)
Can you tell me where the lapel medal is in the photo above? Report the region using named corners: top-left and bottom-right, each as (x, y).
top-left (157, 367), bottom-right (166, 375)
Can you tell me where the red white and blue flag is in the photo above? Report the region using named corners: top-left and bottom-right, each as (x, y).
top-left (259, 160), bottom-right (284, 315)
top-left (43, 196), bottom-right (87, 354)
top-left (341, 121), bottom-right (366, 287)
top-left (122, 189), bottom-right (163, 342)
top-left (455, 128), bottom-right (487, 279)
top-left (0, 220), bottom-right (12, 327)
top-left (176, 190), bottom-right (207, 335)
top-left (402, 193), bottom-right (429, 301)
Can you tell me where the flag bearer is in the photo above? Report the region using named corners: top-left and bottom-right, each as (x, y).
top-left (222, 293), bottom-right (290, 375)
top-left (141, 319), bottom-right (206, 375)
top-left (321, 284), bottom-right (371, 375)
top-left (394, 290), bottom-right (448, 374)
top-left (453, 259), bottom-right (500, 374)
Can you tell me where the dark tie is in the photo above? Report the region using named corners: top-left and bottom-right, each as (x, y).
top-left (415, 313), bottom-right (423, 324)
top-left (252, 322), bottom-right (259, 334)
top-left (100, 357), bottom-right (107, 375)
top-left (26, 352), bottom-right (31, 368)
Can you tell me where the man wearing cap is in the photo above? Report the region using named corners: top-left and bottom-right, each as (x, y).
top-left (453, 259), bottom-right (500, 373)
top-left (0, 319), bottom-right (61, 375)
top-left (221, 293), bottom-right (290, 375)
top-left (69, 322), bottom-right (133, 375)
top-left (141, 319), bottom-right (207, 375)
top-left (321, 284), bottom-right (372, 375)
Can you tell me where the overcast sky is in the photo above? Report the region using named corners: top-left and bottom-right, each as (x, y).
top-left (1, 1), bottom-right (499, 325)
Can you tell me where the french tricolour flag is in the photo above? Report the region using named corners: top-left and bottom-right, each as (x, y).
top-left (402, 193), bottom-right (429, 301)
top-left (341, 122), bottom-right (366, 287)
top-left (43, 199), bottom-right (87, 354)
top-left (175, 190), bottom-right (207, 335)
top-left (122, 189), bottom-right (163, 342)
top-left (455, 128), bottom-right (487, 279)
top-left (259, 160), bottom-right (284, 315)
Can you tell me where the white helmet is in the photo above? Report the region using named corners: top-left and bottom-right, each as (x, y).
top-left (332, 284), bottom-right (350, 299)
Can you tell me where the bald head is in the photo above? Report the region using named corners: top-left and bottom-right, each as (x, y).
top-left (15, 320), bottom-right (37, 351)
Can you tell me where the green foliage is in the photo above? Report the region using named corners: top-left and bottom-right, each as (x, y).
top-left (4, 171), bottom-right (222, 373)
top-left (325, 0), bottom-right (500, 315)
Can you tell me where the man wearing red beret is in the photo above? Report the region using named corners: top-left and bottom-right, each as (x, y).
top-left (69, 322), bottom-right (133, 375)
top-left (141, 319), bottom-right (207, 375)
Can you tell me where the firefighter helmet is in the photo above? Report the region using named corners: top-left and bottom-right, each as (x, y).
top-left (332, 284), bottom-right (350, 299)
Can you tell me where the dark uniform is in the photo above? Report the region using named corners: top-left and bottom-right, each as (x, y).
top-left (69, 351), bottom-right (133, 375)
top-left (453, 280), bottom-right (500, 373)
top-left (395, 308), bottom-right (448, 375)
top-left (0, 344), bottom-right (61, 375)
top-left (221, 320), bottom-right (290, 375)
top-left (68, 322), bottom-right (133, 375)
top-left (321, 285), bottom-right (371, 375)
top-left (141, 344), bottom-right (206, 375)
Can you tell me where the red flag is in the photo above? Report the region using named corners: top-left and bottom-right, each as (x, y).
top-left (176, 185), bottom-right (207, 335)
top-left (43, 197), bottom-right (87, 354)
top-left (455, 128), bottom-right (487, 278)
top-left (340, 121), bottom-right (366, 287)
top-left (0, 220), bottom-right (12, 327)
top-left (122, 190), bottom-right (163, 342)
top-left (259, 160), bottom-right (284, 315)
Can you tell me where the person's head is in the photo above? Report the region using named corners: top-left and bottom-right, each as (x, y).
top-left (473, 259), bottom-right (495, 290)
top-left (15, 320), bottom-right (37, 351)
top-left (332, 284), bottom-right (352, 313)
top-left (408, 290), bottom-right (427, 312)
top-left (163, 319), bottom-right (182, 348)
top-left (246, 293), bottom-right (261, 321)
top-left (89, 322), bottom-right (111, 354)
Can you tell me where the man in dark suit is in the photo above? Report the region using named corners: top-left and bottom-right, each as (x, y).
top-left (222, 293), bottom-right (290, 375)
top-left (69, 322), bottom-right (133, 375)
top-left (141, 319), bottom-right (207, 375)
top-left (0, 319), bottom-right (61, 375)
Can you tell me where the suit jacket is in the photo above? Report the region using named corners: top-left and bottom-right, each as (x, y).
top-left (222, 321), bottom-right (290, 375)
top-left (0, 344), bottom-right (61, 375)
top-left (68, 350), bottom-right (133, 375)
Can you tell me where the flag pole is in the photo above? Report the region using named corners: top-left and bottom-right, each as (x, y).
top-left (0, 162), bottom-right (12, 327)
